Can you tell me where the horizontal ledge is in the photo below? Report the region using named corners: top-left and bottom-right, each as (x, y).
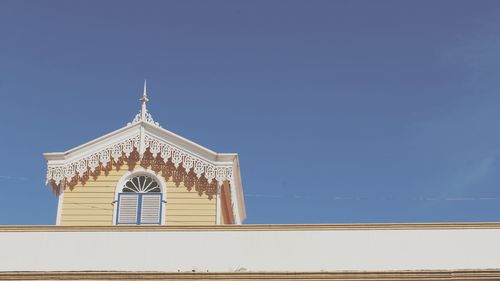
top-left (1, 222), bottom-right (500, 232)
top-left (1, 270), bottom-right (500, 280)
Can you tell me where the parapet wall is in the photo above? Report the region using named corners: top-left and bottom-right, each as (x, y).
top-left (0, 223), bottom-right (499, 273)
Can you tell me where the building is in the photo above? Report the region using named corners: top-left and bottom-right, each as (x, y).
top-left (1, 83), bottom-right (500, 280)
top-left (44, 81), bottom-right (245, 227)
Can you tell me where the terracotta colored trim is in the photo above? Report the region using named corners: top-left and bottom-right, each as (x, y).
top-left (221, 181), bottom-right (234, 224)
top-left (1, 270), bottom-right (500, 280)
top-left (1, 222), bottom-right (500, 232)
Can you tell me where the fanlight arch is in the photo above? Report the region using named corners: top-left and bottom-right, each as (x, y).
top-left (122, 175), bottom-right (161, 193)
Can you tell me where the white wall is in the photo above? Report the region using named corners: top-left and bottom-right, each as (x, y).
top-left (1, 228), bottom-right (500, 272)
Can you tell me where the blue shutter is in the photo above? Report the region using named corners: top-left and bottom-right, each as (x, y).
top-left (116, 193), bottom-right (139, 224)
top-left (116, 193), bottom-right (163, 225)
top-left (140, 193), bottom-right (162, 224)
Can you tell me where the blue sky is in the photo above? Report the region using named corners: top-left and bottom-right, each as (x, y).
top-left (1, 1), bottom-right (500, 224)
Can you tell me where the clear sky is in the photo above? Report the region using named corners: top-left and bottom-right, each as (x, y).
top-left (1, 0), bottom-right (500, 224)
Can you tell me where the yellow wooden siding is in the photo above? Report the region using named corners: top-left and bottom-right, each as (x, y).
top-left (164, 180), bottom-right (216, 225)
top-left (60, 166), bottom-right (216, 226)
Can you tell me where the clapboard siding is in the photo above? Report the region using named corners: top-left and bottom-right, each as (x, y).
top-left (60, 165), bottom-right (217, 226)
top-left (64, 193), bottom-right (116, 198)
top-left (64, 196), bottom-right (114, 202)
top-left (166, 205), bottom-right (215, 210)
top-left (165, 216), bottom-right (215, 222)
top-left (62, 210), bottom-right (114, 215)
top-left (61, 172), bottom-right (115, 225)
top-left (164, 209), bottom-right (216, 216)
top-left (164, 221), bottom-right (214, 226)
top-left (59, 220), bottom-right (114, 226)
top-left (61, 216), bottom-right (112, 221)
top-left (164, 180), bottom-right (216, 225)
top-left (63, 188), bottom-right (116, 193)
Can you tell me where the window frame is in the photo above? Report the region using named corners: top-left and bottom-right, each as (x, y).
top-left (113, 169), bottom-right (167, 226)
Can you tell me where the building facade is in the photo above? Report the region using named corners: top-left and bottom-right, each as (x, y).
top-left (44, 82), bottom-right (245, 226)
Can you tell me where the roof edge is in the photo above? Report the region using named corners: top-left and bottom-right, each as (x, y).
top-left (44, 121), bottom-right (239, 164)
top-left (2, 270), bottom-right (500, 280)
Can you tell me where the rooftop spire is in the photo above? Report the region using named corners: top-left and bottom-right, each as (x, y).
top-left (140, 80), bottom-right (149, 119)
top-left (129, 80), bottom-right (160, 127)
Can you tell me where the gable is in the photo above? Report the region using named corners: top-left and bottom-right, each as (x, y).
top-left (44, 82), bottom-right (246, 223)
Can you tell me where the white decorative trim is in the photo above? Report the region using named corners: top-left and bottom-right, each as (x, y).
top-left (143, 133), bottom-right (233, 184)
top-left (232, 157), bottom-right (246, 222)
top-left (129, 110), bottom-right (160, 127)
top-left (216, 182), bottom-right (221, 225)
top-left (55, 185), bottom-right (64, 226)
top-left (230, 176), bottom-right (242, 225)
top-left (46, 130), bottom-right (234, 188)
top-left (46, 134), bottom-right (141, 186)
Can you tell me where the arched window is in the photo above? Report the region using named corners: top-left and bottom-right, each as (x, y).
top-left (116, 175), bottom-right (163, 225)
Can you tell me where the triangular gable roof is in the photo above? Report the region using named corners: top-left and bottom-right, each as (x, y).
top-left (44, 84), bottom-right (246, 223)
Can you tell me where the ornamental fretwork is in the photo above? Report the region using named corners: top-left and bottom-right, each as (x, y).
top-left (46, 132), bottom-right (233, 198)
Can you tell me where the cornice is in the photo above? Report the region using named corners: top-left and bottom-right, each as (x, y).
top-left (1, 222), bottom-right (500, 232)
top-left (1, 270), bottom-right (500, 280)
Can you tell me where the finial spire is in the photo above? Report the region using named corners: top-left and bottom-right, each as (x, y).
top-left (140, 80), bottom-right (149, 119)
top-left (142, 80), bottom-right (148, 100)
top-left (128, 80), bottom-right (161, 127)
